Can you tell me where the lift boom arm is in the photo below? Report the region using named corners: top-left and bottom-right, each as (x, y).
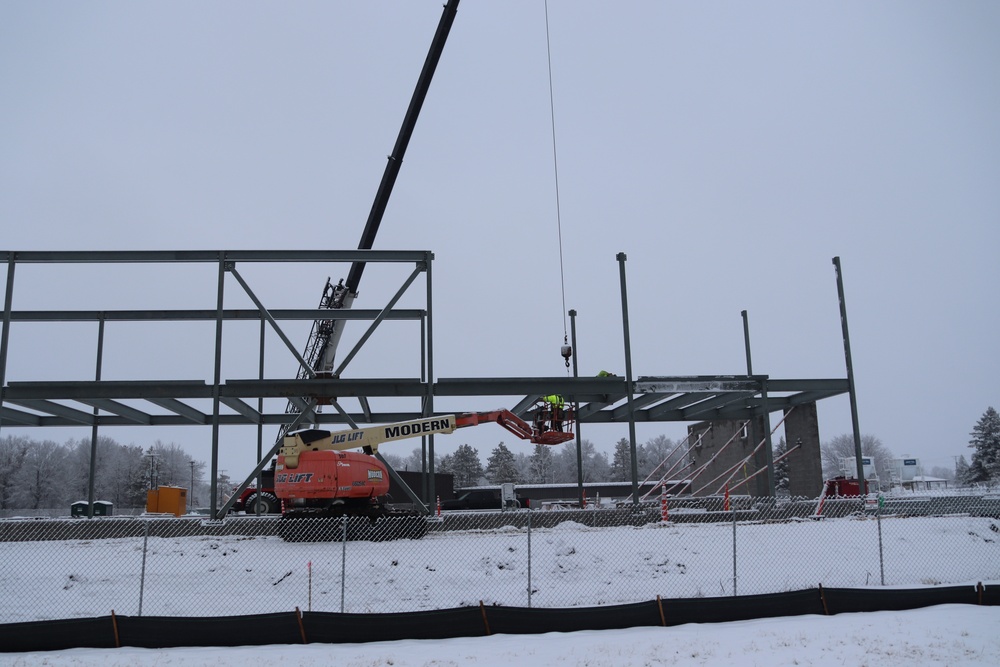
top-left (280, 407), bottom-right (574, 468)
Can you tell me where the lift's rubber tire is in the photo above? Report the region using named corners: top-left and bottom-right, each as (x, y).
top-left (256, 492), bottom-right (280, 515)
top-left (245, 492), bottom-right (280, 515)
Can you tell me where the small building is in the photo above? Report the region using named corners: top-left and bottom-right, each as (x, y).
top-left (70, 500), bottom-right (113, 517)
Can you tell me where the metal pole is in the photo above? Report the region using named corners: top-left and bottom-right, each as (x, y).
top-left (87, 315), bottom-right (105, 518)
top-left (732, 500), bottom-right (738, 596)
top-left (340, 516), bottom-right (348, 613)
top-left (425, 253), bottom-right (436, 507)
top-left (616, 253), bottom-right (640, 505)
top-left (138, 520), bottom-right (149, 616)
top-left (876, 495), bottom-right (885, 585)
top-left (420, 314), bottom-right (428, 502)
top-left (832, 257), bottom-right (865, 489)
top-left (0, 257), bottom-right (15, 438)
top-left (256, 316), bottom-right (265, 516)
top-left (210, 256), bottom-right (226, 518)
top-left (741, 310), bottom-right (753, 375)
top-left (526, 510), bottom-right (533, 608)
top-left (569, 309), bottom-right (584, 507)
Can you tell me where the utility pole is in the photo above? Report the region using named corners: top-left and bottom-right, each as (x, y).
top-left (189, 460), bottom-right (196, 512)
top-left (144, 453), bottom-right (158, 491)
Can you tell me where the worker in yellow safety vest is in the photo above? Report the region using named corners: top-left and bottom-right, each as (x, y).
top-left (542, 394), bottom-right (565, 432)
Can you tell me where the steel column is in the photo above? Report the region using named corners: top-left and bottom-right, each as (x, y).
top-left (833, 256), bottom-right (865, 489)
top-left (87, 315), bottom-right (105, 517)
top-left (741, 310), bottom-right (753, 375)
top-left (210, 257), bottom-right (226, 518)
top-left (0, 258), bottom-right (14, 436)
top-left (570, 309), bottom-right (584, 507)
top-left (425, 252), bottom-right (436, 507)
top-left (616, 253), bottom-right (640, 504)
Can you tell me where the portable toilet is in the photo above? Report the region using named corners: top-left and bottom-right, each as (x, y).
top-left (70, 500), bottom-right (113, 517)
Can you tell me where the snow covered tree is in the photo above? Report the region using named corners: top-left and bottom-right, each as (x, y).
top-left (67, 436), bottom-right (147, 507)
top-left (12, 439), bottom-right (70, 509)
top-left (955, 455), bottom-right (972, 486)
top-left (149, 440), bottom-right (197, 487)
top-left (528, 444), bottom-right (554, 484)
top-left (440, 444), bottom-right (484, 488)
top-left (820, 433), bottom-right (894, 483)
top-left (379, 451), bottom-right (406, 470)
top-left (0, 435), bottom-right (29, 510)
top-left (485, 442), bottom-right (519, 484)
top-left (967, 406), bottom-right (1000, 484)
top-left (611, 438), bottom-right (632, 482)
top-left (551, 439), bottom-right (610, 483)
top-left (399, 446), bottom-right (439, 473)
top-left (772, 437), bottom-right (790, 493)
top-left (640, 434), bottom-right (687, 480)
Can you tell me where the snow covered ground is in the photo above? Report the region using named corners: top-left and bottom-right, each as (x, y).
top-left (2, 513), bottom-right (998, 622)
top-left (1, 512), bottom-right (998, 664)
top-left (1, 605), bottom-right (998, 666)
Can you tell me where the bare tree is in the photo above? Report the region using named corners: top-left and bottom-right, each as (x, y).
top-left (821, 433), bottom-right (895, 486)
top-left (13, 439), bottom-right (70, 509)
top-left (528, 444), bottom-right (554, 484)
top-left (0, 436), bottom-right (29, 510)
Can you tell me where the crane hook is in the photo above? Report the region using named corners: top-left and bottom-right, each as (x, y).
top-left (560, 336), bottom-right (572, 369)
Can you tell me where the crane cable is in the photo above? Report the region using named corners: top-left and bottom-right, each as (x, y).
top-left (544, 0), bottom-right (571, 371)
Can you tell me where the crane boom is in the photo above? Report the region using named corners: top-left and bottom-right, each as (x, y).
top-left (318, 0), bottom-right (461, 376)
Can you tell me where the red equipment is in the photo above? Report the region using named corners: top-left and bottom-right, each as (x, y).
top-left (260, 406), bottom-right (574, 522)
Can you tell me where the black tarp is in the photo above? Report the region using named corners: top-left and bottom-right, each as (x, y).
top-left (483, 600), bottom-right (662, 635)
top-left (821, 585), bottom-right (980, 615)
top-left (302, 606), bottom-right (485, 643)
top-left (116, 612), bottom-right (303, 648)
top-left (2, 585), bottom-right (996, 653)
top-left (0, 616), bottom-right (118, 653)
top-left (660, 589), bottom-right (826, 626)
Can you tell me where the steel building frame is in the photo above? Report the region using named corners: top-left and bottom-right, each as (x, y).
top-left (1, 250), bottom-right (854, 517)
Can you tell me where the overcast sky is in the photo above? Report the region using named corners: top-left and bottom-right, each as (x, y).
top-left (1, 1), bottom-right (998, 484)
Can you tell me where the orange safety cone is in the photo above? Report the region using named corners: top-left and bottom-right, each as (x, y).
top-left (660, 486), bottom-right (669, 522)
top-left (436, 495), bottom-right (441, 517)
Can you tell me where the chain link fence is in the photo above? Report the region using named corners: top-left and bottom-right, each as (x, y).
top-left (1, 493), bottom-right (997, 623)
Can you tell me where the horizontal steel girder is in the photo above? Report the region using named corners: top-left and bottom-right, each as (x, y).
top-left (1, 376), bottom-right (849, 428)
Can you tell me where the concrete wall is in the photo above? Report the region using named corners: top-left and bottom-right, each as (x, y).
top-left (687, 401), bottom-right (823, 498)
top-left (782, 402), bottom-right (824, 498)
top-left (687, 417), bottom-right (766, 497)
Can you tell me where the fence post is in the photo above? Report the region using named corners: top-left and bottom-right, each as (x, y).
top-left (526, 510), bottom-right (533, 608)
top-left (732, 498), bottom-right (737, 597)
top-left (876, 495), bottom-right (885, 585)
top-left (340, 517), bottom-right (348, 613)
top-left (138, 519), bottom-right (149, 616)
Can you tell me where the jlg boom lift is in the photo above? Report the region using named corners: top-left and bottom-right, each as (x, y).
top-left (275, 407), bottom-right (574, 524)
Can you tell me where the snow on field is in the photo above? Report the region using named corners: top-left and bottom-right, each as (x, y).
top-left (1, 514), bottom-right (999, 664)
top-left (1, 605), bottom-right (998, 667)
top-left (2, 514), bottom-right (998, 623)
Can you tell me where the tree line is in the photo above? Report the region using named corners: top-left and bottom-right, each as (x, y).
top-left (389, 407), bottom-right (1000, 492)
top-left (3, 406), bottom-right (996, 509)
top-left (0, 435), bottom-right (208, 511)
top-left (384, 434), bottom-right (690, 489)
